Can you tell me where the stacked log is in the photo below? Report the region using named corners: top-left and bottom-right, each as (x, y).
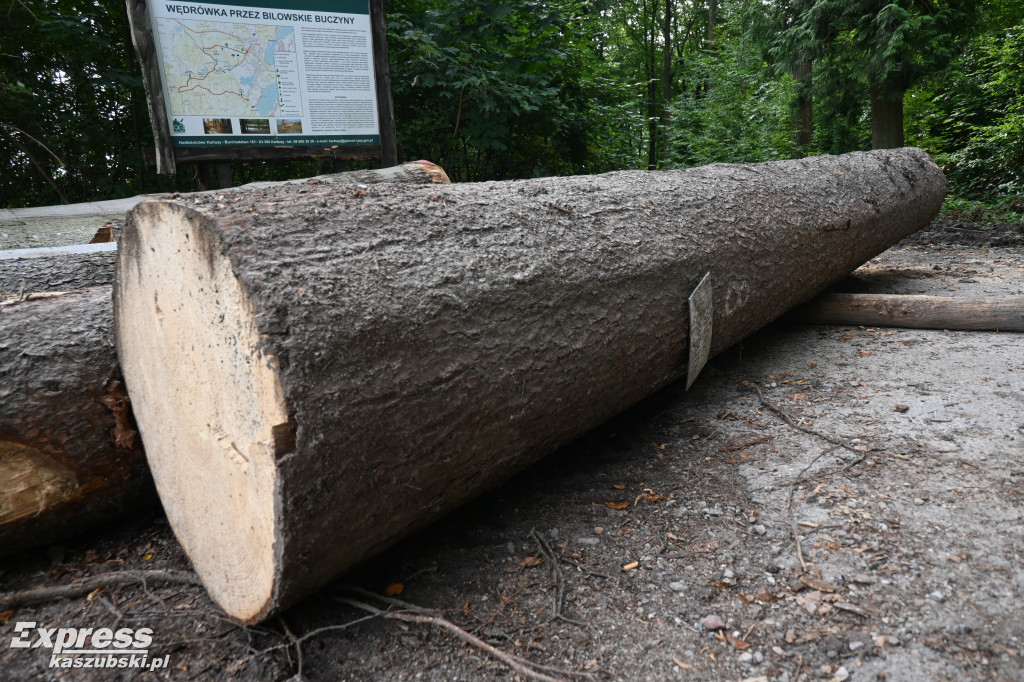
top-left (0, 161), bottom-right (451, 553)
top-left (0, 288), bottom-right (152, 555)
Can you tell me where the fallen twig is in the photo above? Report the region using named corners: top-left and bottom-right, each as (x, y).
top-left (786, 447), bottom-right (838, 571)
top-left (0, 570), bottom-right (200, 610)
top-left (333, 591), bottom-right (590, 682)
top-left (752, 385), bottom-right (867, 470)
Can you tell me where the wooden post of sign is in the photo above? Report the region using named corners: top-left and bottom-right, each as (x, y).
top-left (371, 0), bottom-right (398, 167)
top-left (125, 0), bottom-right (175, 175)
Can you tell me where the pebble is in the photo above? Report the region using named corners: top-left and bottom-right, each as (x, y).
top-left (753, 524), bottom-right (767, 536)
top-left (668, 582), bottom-right (686, 592)
top-left (848, 640), bottom-right (864, 651)
top-left (723, 568), bottom-right (736, 580)
top-left (577, 537), bottom-right (600, 546)
top-left (753, 651), bottom-right (764, 664)
top-left (706, 507), bottom-right (724, 516)
top-left (929, 590), bottom-right (946, 602)
top-left (738, 652), bottom-right (753, 663)
top-left (914, 498), bottom-right (927, 505)
top-left (700, 614), bottom-right (726, 631)
top-left (832, 666), bottom-right (850, 681)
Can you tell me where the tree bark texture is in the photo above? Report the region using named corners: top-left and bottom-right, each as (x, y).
top-left (1, 249), bottom-right (117, 295)
top-left (0, 287), bottom-right (153, 556)
top-left (113, 148), bottom-right (946, 623)
top-left (789, 293), bottom-right (1024, 332)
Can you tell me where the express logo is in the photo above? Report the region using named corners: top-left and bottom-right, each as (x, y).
top-left (9, 622), bottom-right (169, 670)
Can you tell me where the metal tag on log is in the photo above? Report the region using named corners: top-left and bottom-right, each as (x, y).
top-left (686, 272), bottom-right (713, 390)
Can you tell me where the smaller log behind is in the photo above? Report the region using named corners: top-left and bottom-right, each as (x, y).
top-left (0, 247), bottom-right (117, 296)
top-left (0, 287), bottom-right (153, 555)
top-left (789, 293), bottom-right (1024, 331)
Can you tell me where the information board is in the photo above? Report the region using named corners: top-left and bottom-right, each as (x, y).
top-left (147, 0), bottom-right (380, 148)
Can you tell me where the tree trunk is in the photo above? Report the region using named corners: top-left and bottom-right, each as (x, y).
top-left (791, 58), bottom-right (813, 158)
top-left (1, 246), bottom-right (117, 295)
top-left (0, 287), bottom-right (154, 556)
top-left (789, 293), bottom-right (1024, 332)
top-left (870, 79), bottom-right (905, 150)
top-left (113, 148), bottom-right (946, 624)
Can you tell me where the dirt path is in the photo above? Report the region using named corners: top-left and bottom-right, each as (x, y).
top-left (1, 221), bottom-right (1021, 681)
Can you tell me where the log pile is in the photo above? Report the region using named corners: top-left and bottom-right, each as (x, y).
top-left (0, 162), bottom-right (451, 554)
top-left (112, 148), bottom-right (947, 623)
top-left (0, 287), bottom-right (152, 555)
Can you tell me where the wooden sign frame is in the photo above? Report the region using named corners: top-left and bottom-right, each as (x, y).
top-left (126, 0), bottom-right (397, 174)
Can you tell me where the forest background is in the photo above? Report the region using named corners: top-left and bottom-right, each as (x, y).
top-left (1, 0), bottom-right (1022, 218)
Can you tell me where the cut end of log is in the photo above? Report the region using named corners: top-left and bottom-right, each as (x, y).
top-left (0, 441), bottom-right (79, 530)
top-left (114, 203), bottom-right (288, 624)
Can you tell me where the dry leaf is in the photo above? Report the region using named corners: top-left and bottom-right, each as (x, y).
top-left (799, 574), bottom-right (840, 593)
top-left (520, 556), bottom-right (543, 568)
top-left (606, 501), bottom-right (629, 510)
top-left (385, 582), bottom-right (404, 596)
top-left (622, 561), bottom-right (639, 571)
top-left (0, 610), bottom-right (13, 624)
top-left (612, 483), bottom-right (627, 490)
top-left (353, 188), bottom-right (367, 197)
top-left (726, 632), bottom-right (752, 650)
top-left (673, 657), bottom-right (694, 669)
top-left (859, 351), bottom-right (872, 357)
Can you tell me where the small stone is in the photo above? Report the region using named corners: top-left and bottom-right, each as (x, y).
top-left (577, 537), bottom-right (600, 545)
top-left (668, 581), bottom-right (686, 592)
top-left (723, 568), bottom-right (736, 580)
top-left (753, 524), bottom-right (767, 536)
top-left (929, 590), bottom-right (946, 602)
top-left (706, 507), bottom-right (724, 516)
top-left (753, 651), bottom-right (765, 664)
top-left (739, 652), bottom-right (753, 663)
top-left (700, 614), bottom-right (726, 631)
top-left (832, 666), bottom-right (850, 681)
top-left (914, 497), bottom-right (927, 505)
top-left (848, 640), bottom-right (864, 652)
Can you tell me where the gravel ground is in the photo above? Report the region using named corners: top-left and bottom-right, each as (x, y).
top-left (1, 218), bottom-right (1021, 682)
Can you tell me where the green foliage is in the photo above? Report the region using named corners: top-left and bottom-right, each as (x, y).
top-left (0, 0), bottom-right (1021, 208)
top-left (387, 0), bottom-right (634, 180)
top-left (666, 37), bottom-right (793, 167)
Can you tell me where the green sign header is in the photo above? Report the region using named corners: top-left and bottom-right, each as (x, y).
top-left (159, 0), bottom-right (369, 16)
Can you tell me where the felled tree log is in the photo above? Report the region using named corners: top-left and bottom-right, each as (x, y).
top-left (113, 148), bottom-right (946, 623)
top-left (789, 293), bottom-right (1024, 331)
top-left (0, 246), bottom-right (117, 296)
top-left (0, 287), bottom-right (153, 555)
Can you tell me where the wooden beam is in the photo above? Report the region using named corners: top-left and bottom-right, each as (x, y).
top-left (789, 293), bottom-right (1024, 332)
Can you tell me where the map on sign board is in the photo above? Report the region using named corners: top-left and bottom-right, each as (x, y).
top-left (156, 20), bottom-right (299, 118)
top-left (146, 0), bottom-right (381, 147)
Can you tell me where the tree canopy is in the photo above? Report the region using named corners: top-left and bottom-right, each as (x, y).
top-left (1, 0), bottom-right (1021, 207)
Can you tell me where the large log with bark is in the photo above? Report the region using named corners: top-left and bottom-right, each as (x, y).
top-left (0, 287), bottom-right (153, 555)
top-left (113, 148), bottom-right (947, 623)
